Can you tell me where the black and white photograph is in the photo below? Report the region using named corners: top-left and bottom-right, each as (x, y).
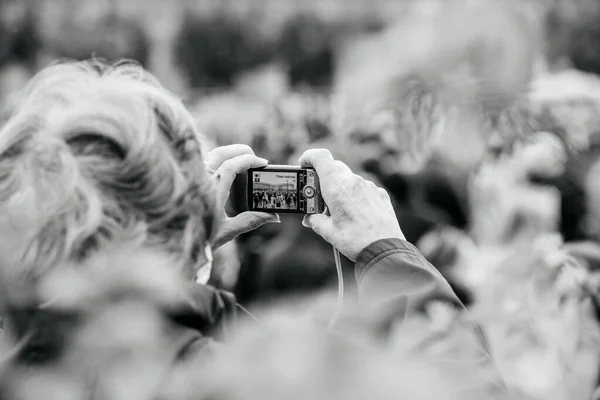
top-left (252, 171), bottom-right (298, 210)
top-left (0, 0), bottom-right (599, 399)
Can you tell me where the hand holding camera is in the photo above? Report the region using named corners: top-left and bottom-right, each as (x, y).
top-left (205, 144), bottom-right (281, 250)
top-left (299, 149), bottom-right (405, 261)
top-left (212, 145), bottom-right (404, 262)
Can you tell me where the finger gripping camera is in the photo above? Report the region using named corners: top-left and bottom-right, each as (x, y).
top-left (247, 165), bottom-right (324, 214)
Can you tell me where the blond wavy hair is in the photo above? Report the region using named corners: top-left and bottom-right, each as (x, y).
top-left (0, 59), bottom-right (220, 279)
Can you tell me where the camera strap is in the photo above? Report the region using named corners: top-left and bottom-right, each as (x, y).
top-left (327, 246), bottom-right (344, 330)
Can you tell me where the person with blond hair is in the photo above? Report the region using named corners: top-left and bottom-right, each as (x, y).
top-left (0, 59), bottom-right (280, 357)
top-left (0, 59), bottom-right (278, 281)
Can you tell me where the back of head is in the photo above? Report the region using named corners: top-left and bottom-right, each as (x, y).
top-left (0, 60), bottom-right (219, 280)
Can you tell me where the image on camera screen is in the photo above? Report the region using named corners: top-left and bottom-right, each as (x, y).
top-left (251, 171), bottom-right (298, 211)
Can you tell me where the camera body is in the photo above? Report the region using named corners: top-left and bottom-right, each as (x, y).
top-left (247, 165), bottom-right (324, 214)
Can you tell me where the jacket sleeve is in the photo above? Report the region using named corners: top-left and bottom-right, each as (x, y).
top-left (354, 238), bottom-right (462, 320)
top-left (353, 239), bottom-right (501, 375)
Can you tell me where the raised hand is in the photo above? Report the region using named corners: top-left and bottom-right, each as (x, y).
top-left (205, 144), bottom-right (280, 250)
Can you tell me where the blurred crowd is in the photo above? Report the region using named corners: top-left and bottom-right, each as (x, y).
top-left (1, 0), bottom-right (600, 399)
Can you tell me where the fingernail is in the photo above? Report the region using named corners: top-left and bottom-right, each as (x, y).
top-left (258, 158), bottom-right (269, 164)
top-left (302, 215), bottom-right (310, 228)
top-left (270, 213), bottom-right (281, 223)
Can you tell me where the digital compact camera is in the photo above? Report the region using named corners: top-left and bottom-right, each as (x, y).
top-left (247, 165), bottom-right (324, 214)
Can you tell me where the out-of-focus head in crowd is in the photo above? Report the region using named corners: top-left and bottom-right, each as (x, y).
top-left (157, 303), bottom-right (510, 400)
top-left (0, 59), bottom-right (220, 281)
top-left (544, 0), bottom-right (600, 75)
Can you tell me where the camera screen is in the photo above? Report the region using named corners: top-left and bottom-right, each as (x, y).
top-left (251, 171), bottom-right (298, 211)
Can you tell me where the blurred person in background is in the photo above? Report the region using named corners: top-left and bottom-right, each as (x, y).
top-left (0, 0), bottom-right (40, 70)
top-left (0, 0), bottom-right (39, 109)
top-left (174, 9), bottom-right (273, 89)
top-left (544, 0), bottom-right (600, 75)
top-left (38, 1), bottom-right (150, 68)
